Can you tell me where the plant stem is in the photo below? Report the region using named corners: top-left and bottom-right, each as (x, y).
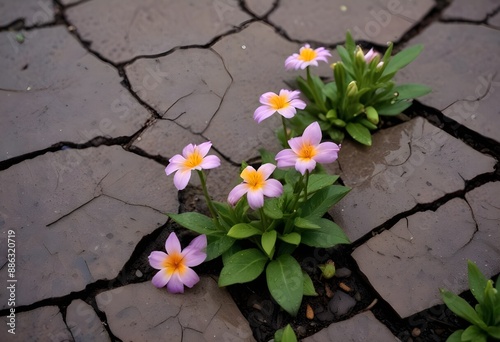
top-left (197, 170), bottom-right (219, 222)
top-left (259, 207), bottom-right (268, 232)
top-left (281, 116), bottom-right (290, 146)
top-left (303, 170), bottom-right (310, 202)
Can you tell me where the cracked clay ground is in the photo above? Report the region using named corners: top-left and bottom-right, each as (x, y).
top-left (0, 0), bottom-right (499, 341)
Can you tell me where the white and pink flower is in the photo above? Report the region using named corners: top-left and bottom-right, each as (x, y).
top-left (253, 89), bottom-right (306, 123)
top-left (285, 44), bottom-right (331, 70)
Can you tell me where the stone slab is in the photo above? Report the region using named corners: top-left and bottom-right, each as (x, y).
top-left (126, 49), bottom-right (232, 134)
top-left (268, 0), bottom-right (434, 45)
top-left (66, 0), bottom-right (251, 63)
top-left (442, 0), bottom-right (499, 21)
top-left (352, 187), bottom-right (500, 318)
top-left (66, 299), bottom-right (111, 342)
top-left (329, 117), bottom-right (496, 241)
top-left (0, 0), bottom-right (54, 27)
top-left (303, 311), bottom-right (398, 342)
top-left (0, 306), bottom-right (72, 341)
top-left (96, 278), bottom-right (255, 342)
top-left (489, 10), bottom-right (500, 28)
top-left (397, 23), bottom-right (500, 111)
top-left (0, 26), bottom-right (149, 162)
top-left (244, 0), bottom-right (275, 17)
top-left (0, 146), bottom-right (177, 308)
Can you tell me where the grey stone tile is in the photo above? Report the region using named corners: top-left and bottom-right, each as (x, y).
top-left (0, 306), bottom-right (72, 341)
top-left (245, 0), bottom-right (275, 17)
top-left (442, 0), bottom-right (499, 21)
top-left (0, 0), bottom-right (54, 27)
top-left (268, 0), bottom-right (434, 45)
top-left (352, 186), bottom-right (500, 318)
top-left (0, 26), bottom-right (149, 162)
top-left (66, 299), bottom-right (111, 342)
top-left (0, 146), bottom-right (176, 308)
top-left (96, 278), bottom-right (255, 342)
top-left (66, 0), bottom-right (251, 63)
top-left (303, 311), bottom-right (398, 341)
top-left (488, 10), bottom-right (500, 28)
top-left (126, 49), bottom-right (232, 134)
top-left (329, 117), bottom-right (496, 241)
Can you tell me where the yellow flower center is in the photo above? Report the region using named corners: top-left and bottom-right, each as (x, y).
top-left (269, 94), bottom-right (290, 111)
top-left (298, 47), bottom-right (317, 62)
top-left (298, 143), bottom-right (317, 160)
top-left (162, 252), bottom-right (187, 275)
top-left (183, 150), bottom-right (203, 169)
top-left (241, 169), bottom-right (266, 191)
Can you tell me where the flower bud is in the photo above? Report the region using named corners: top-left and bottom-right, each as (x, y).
top-left (319, 260), bottom-right (336, 279)
top-left (346, 81), bottom-right (358, 97)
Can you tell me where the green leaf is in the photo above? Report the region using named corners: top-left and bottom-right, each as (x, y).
top-left (219, 248), bottom-right (268, 286)
top-left (296, 76), bottom-right (314, 102)
top-left (294, 217), bottom-right (321, 229)
top-left (262, 230), bottom-right (277, 257)
top-left (278, 232), bottom-right (301, 246)
top-left (221, 243), bottom-right (242, 265)
top-left (303, 271), bottom-right (318, 296)
top-left (263, 198), bottom-right (283, 219)
top-left (486, 326), bottom-right (500, 339)
top-left (445, 330), bottom-right (464, 342)
top-left (394, 83), bottom-right (432, 100)
top-left (383, 44), bottom-right (423, 76)
top-left (345, 31), bottom-right (356, 53)
top-left (462, 325), bottom-right (487, 341)
top-left (358, 118), bottom-right (378, 130)
top-left (301, 218), bottom-right (350, 248)
top-left (440, 289), bottom-right (487, 329)
top-left (346, 122), bottom-right (372, 146)
top-left (227, 223), bottom-right (262, 239)
top-left (468, 260), bottom-right (488, 304)
top-left (301, 185), bottom-right (351, 219)
top-left (323, 82), bottom-right (338, 102)
top-left (282, 324), bottom-right (298, 342)
top-left (307, 174), bottom-right (339, 194)
top-left (168, 212), bottom-right (218, 235)
top-left (266, 255), bottom-right (303, 316)
top-left (206, 234), bottom-right (235, 261)
top-left (376, 100), bottom-right (412, 116)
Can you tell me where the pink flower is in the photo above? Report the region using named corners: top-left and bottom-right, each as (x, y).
top-left (275, 122), bottom-right (340, 175)
top-left (253, 89), bottom-right (306, 123)
top-left (285, 44), bottom-right (331, 70)
top-left (148, 232), bottom-right (207, 293)
top-left (165, 142), bottom-right (220, 190)
top-left (228, 163), bottom-right (283, 210)
top-left (363, 48), bottom-right (379, 63)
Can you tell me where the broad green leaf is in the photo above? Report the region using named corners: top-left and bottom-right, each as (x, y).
top-left (337, 45), bottom-right (351, 65)
top-left (282, 324), bottom-right (298, 342)
top-left (383, 44), bottom-right (423, 76)
top-left (221, 243), bottom-right (242, 265)
top-left (376, 100), bottom-right (412, 116)
top-left (301, 185), bottom-right (351, 219)
top-left (468, 260), bottom-right (488, 304)
top-left (445, 330), bottom-right (463, 342)
top-left (263, 198), bottom-right (283, 219)
top-left (219, 248), bottom-right (268, 286)
top-left (323, 82), bottom-right (338, 102)
top-left (297, 76), bottom-right (314, 102)
top-left (462, 326), bottom-right (487, 341)
top-left (206, 234), bottom-right (235, 261)
top-left (262, 230), bottom-right (277, 257)
top-left (358, 118), bottom-right (378, 130)
top-left (482, 280), bottom-right (496, 325)
top-left (345, 31), bottom-right (356, 53)
top-left (266, 255), bottom-right (303, 316)
top-left (440, 289), bottom-right (487, 330)
top-left (168, 212), bottom-right (218, 235)
top-left (307, 174), bottom-right (339, 194)
top-left (303, 271), bottom-right (318, 296)
top-left (294, 217), bottom-right (321, 229)
top-left (278, 232), bottom-right (301, 246)
top-left (227, 223), bottom-right (262, 239)
top-left (301, 218), bottom-right (350, 248)
top-left (346, 122), bottom-right (372, 146)
top-left (487, 326), bottom-right (500, 339)
top-left (328, 127), bottom-right (345, 143)
top-left (394, 83), bottom-right (432, 100)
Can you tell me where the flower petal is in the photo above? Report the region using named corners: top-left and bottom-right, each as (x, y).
top-left (228, 183), bottom-right (249, 205)
top-left (259, 92), bottom-right (278, 105)
top-left (148, 251), bottom-right (168, 270)
top-left (173, 169), bottom-right (191, 190)
top-left (179, 267), bottom-right (200, 288)
top-left (275, 149), bottom-right (297, 168)
top-left (288, 136), bottom-right (305, 155)
top-left (258, 163), bottom-right (276, 180)
top-left (314, 142), bottom-right (340, 164)
top-left (253, 106), bottom-right (276, 123)
top-left (165, 155), bottom-right (185, 175)
top-left (152, 269), bottom-right (171, 288)
top-left (277, 106), bottom-right (297, 119)
top-left (240, 166), bottom-right (257, 183)
top-left (302, 122), bottom-right (322, 146)
top-left (165, 232), bottom-right (182, 255)
top-left (182, 144), bottom-right (195, 158)
top-left (289, 98), bottom-right (306, 110)
top-left (247, 189), bottom-right (264, 210)
top-left (197, 141), bottom-right (213, 157)
top-left (262, 179), bottom-right (283, 198)
top-left (200, 155), bottom-right (221, 169)
top-left (182, 235), bottom-right (207, 267)
top-left (166, 273), bottom-right (185, 293)
top-left (295, 158), bottom-right (317, 175)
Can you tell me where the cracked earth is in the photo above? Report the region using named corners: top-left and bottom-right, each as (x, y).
top-left (0, 0), bottom-right (499, 341)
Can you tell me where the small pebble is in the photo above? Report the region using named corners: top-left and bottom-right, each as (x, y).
top-left (339, 282), bottom-right (352, 292)
top-left (135, 269), bottom-right (143, 277)
top-left (412, 327), bottom-right (421, 337)
top-left (325, 283), bottom-right (334, 298)
top-left (354, 291), bottom-right (361, 301)
top-left (335, 267), bottom-right (352, 278)
top-left (306, 304), bottom-right (314, 320)
top-left (329, 291), bottom-right (356, 317)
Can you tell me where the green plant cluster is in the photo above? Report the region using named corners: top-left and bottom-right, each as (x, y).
top-left (441, 260), bottom-right (500, 342)
top-left (287, 32), bottom-right (431, 146)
